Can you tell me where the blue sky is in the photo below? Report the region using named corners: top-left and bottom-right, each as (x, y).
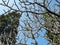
top-left (0, 0), bottom-right (57, 45)
top-left (0, 0), bottom-right (49, 45)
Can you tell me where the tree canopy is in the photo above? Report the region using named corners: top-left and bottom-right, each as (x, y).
top-left (0, 11), bottom-right (21, 45)
top-left (0, 0), bottom-right (60, 45)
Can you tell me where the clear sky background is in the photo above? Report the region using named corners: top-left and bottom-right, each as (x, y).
top-left (0, 0), bottom-right (57, 45)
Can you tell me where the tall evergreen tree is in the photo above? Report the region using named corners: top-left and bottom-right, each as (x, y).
top-left (0, 11), bottom-right (21, 45)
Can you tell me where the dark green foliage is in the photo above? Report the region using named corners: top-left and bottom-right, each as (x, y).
top-left (46, 31), bottom-right (59, 43)
top-left (0, 11), bottom-right (21, 44)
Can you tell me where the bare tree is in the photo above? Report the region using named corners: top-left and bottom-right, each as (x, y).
top-left (0, 0), bottom-right (60, 45)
